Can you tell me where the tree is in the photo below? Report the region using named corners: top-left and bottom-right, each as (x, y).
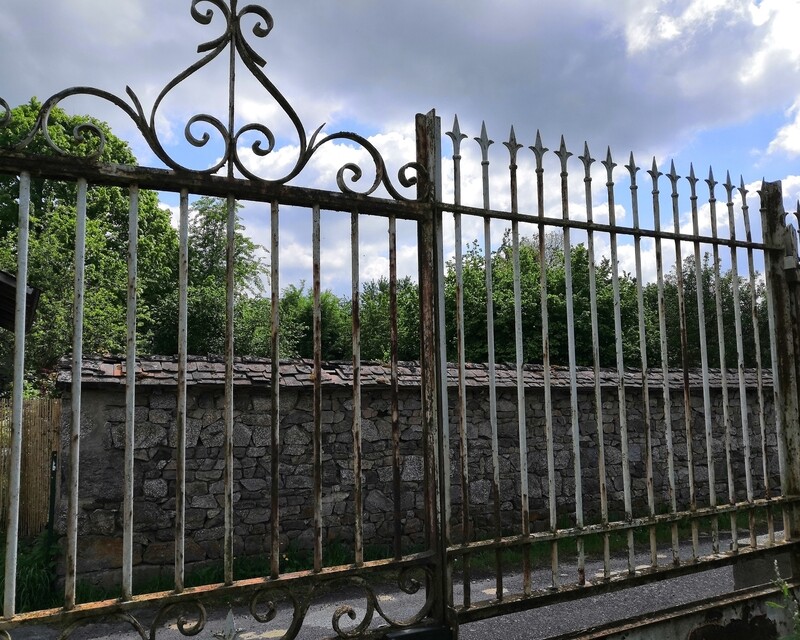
top-left (0, 99), bottom-right (177, 391)
top-left (442, 231), bottom-right (640, 367)
top-left (643, 253), bottom-right (768, 369)
top-left (359, 276), bottom-right (420, 362)
top-left (148, 197), bottom-right (268, 357)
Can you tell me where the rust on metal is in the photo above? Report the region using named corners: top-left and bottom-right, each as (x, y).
top-left (312, 204), bottom-right (323, 573)
top-left (668, 163), bottom-right (699, 561)
top-left (389, 214), bottom-right (402, 561)
top-left (269, 199), bottom-right (281, 579)
top-left (350, 209), bottom-right (364, 567)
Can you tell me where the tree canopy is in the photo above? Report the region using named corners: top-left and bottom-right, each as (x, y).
top-left (0, 100), bottom-right (177, 391)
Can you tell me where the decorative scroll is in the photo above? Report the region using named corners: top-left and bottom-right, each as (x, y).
top-left (246, 566), bottom-right (435, 640)
top-left (0, 0), bottom-right (424, 201)
top-left (0, 567), bottom-right (434, 640)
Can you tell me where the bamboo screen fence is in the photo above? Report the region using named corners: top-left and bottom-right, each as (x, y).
top-left (0, 398), bottom-right (60, 539)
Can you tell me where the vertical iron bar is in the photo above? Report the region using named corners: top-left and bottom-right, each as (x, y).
top-left (587, 148), bottom-right (611, 577)
top-left (667, 165), bottom-right (698, 561)
top-left (648, 161), bottom-right (680, 565)
top-left (687, 170), bottom-right (719, 556)
top-left (531, 132), bottom-right (555, 588)
top-left (351, 210), bottom-right (364, 567)
top-left (123, 185), bottom-right (138, 600)
top-left (175, 190), bottom-right (189, 592)
top-left (475, 122), bottom-right (502, 599)
top-left (389, 215), bottom-right (402, 561)
top-left (506, 128), bottom-right (532, 594)
top-left (607, 154), bottom-right (634, 574)
top-left (270, 200), bottom-right (281, 578)
top-left (312, 204), bottom-right (323, 573)
top-left (555, 137), bottom-right (585, 584)
top-left (65, 178), bottom-right (88, 609)
top-left (417, 110), bottom-right (450, 627)
top-left (760, 182), bottom-right (797, 541)
top-left (627, 154), bottom-right (657, 569)
top-left (224, 194), bottom-right (235, 586)
top-left (447, 117), bottom-right (470, 606)
top-left (707, 169), bottom-right (738, 549)
top-left (723, 175), bottom-right (756, 548)
top-left (740, 179), bottom-right (773, 543)
top-left (3, 172), bottom-right (30, 618)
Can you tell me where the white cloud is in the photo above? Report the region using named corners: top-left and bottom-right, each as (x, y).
top-left (768, 101), bottom-right (800, 157)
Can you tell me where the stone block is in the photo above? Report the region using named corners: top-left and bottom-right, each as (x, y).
top-left (144, 479), bottom-right (168, 499)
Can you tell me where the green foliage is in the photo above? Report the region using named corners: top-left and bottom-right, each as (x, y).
top-left (278, 283), bottom-right (351, 360)
top-left (445, 232), bottom-right (639, 366)
top-left (0, 530), bottom-right (60, 613)
top-left (148, 196), bottom-right (268, 357)
top-left (768, 560), bottom-right (800, 639)
top-left (644, 253), bottom-right (768, 368)
top-left (0, 100), bottom-right (177, 390)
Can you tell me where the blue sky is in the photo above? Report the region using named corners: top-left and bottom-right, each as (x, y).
top-left (2, 0), bottom-right (800, 293)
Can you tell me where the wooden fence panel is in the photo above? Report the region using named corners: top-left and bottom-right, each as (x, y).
top-left (0, 398), bottom-right (60, 539)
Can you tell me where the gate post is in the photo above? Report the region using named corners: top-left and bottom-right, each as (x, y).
top-left (415, 109), bottom-right (455, 636)
top-left (760, 181), bottom-right (800, 548)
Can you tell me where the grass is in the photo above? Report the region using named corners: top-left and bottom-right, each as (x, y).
top-left (0, 530), bottom-right (61, 613)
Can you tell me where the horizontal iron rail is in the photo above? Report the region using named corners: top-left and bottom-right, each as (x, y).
top-left (0, 550), bottom-right (436, 631)
top-left (447, 496), bottom-right (800, 557)
top-left (438, 202), bottom-right (767, 250)
top-left (0, 153), bottom-right (428, 219)
top-left (455, 542), bottom-right (797, 624)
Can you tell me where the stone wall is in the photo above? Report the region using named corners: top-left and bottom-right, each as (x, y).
top-left (57, 357), bottom-right (780, 586)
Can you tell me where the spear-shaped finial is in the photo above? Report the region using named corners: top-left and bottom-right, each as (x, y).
top-left (503, 125), bottom-right (522, 166)
top-left (553, 135), bottom-right (572, 174)
top-left (647, 157), bottom-right (662, 187)
top-left (625, 151), bottom-right (639, 183)
top-left (529, 129), bottom-right (548, 167)
top-left (705, 166), bottom-right (717, 195)
top-left (666, 159), bottom-right (680, 192)
top-left (446, 114), bottom-right (467, 158)
top-left (579, 141), bottom-right (595, 175)
top-left (475, 121), bottom-right (493, 164)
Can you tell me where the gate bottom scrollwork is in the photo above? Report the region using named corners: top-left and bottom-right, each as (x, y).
top-left (1, 565), bottom-right (434, 640)
top-left (248, 564), bottom-right (435, 640)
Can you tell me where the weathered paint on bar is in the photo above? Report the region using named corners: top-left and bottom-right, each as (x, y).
top-left (122, 185), bottom-right (138, 600)
top-left (65, 178), bottom-right (88, 610)
top-left (3, 172), bottom-right (30, 618)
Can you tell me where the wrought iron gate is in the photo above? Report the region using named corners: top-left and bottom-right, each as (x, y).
top-left (1, 1), bottom-right (800, 638)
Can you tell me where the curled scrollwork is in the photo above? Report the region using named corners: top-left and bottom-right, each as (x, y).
top-left (249, 586), bottom-right (308, 640)
top-left (150, 600), bottom-right (207, 638)
top-left (0, 0), bottom-right (424, 200)
top-left (0, 98), bottom-right (10, 129)
top-left (246, 566), bottom-right (435, 640)
top-left (373, 565), bottom-right (435, 627)
top-left (330, 578), bottom-right (376, 639)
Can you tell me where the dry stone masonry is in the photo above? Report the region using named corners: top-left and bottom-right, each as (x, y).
top-left (57, 356), bottom-right (777, 586)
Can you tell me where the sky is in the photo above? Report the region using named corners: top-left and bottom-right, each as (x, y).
top-left (2, 0), bottom-right (800, 294)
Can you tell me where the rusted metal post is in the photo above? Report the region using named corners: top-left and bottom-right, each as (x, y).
top-left (415, 109), bottom-right (452, 631)
top-left (65, 178), bottom-right (88, 610)
top-left (224, 194), bottom-right (236, 586)
top-left (760, 181), bottom-right (800, 545)
top-left (270, 200), bottom-right (281, 579)
top-left (123, 185), bottom-right (138, 600)
top-left (4, 172), bottom-right (30, 619)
